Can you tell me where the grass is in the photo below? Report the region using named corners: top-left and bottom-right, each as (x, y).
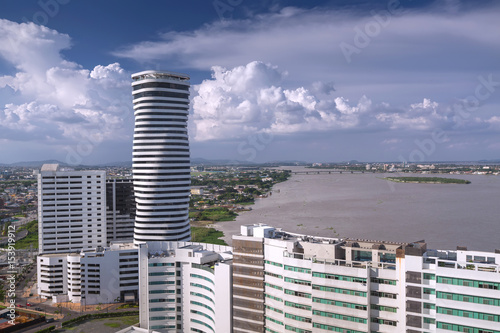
top-left (117, 304), bottom-right (138, 309)
top-left (193, 207), bottom-right (237, 222)
top-left (58, 315), bottom-right (139, 332)
top-left (191, 172), bottom-right (211, 177)
top-left (191, 226), bottom-right (227, 245)
top-left (97, 315), bottom-right (140, 326)
top-left (384, 177), bottom-right (471, 184)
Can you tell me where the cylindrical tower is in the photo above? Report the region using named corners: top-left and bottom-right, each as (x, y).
top-left (131, 70), bottom-right (191, 243)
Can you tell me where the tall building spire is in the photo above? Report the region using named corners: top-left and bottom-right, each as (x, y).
top-left (131, 70), bottom-right (191, 243)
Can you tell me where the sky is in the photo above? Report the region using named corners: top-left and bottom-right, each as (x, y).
top-left (0, 0), bottom-right (499, 165)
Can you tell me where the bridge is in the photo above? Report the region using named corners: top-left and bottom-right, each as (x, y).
top-left (291, 170), bottom-right (376, 175)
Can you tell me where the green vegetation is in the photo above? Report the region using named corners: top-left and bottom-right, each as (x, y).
top-left (61, 311), bottom-right (139, 328)
top-left (384, 177), bottom-right (471, 184)
top-left (193, 207), bottom-right (237, 222)
top-left (217, 188), bottom-right (255, 204)
top-left (35, 326), bottom-right (56, 333)
top-left (2, 221), bottom-right (11, 236)
top-left (191, 170), bottom-right (291, 189)
top-left (189, 169), bottom-right (291, 223)
top-left (0, 180), bottom-right (36, 185)
top-left (117, 303), bottom-right (139, 309)
top-left (13, 219), bottom-right (38, 249)
top-left (191, 227), bottom-right (227, 245)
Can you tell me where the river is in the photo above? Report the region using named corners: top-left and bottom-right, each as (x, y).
top-left (217, 167), bottom-right (500, 252)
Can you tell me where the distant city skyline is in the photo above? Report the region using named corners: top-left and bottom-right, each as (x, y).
top-left (0, 0), bottom-right (499, 164)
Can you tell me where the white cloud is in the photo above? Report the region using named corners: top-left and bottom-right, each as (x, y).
top-left (114, 2), bottom-right (500, 162)
top-left (191, 61), bottom-right (493, 141)
top-left (381, 138), bottom-right (402, 145)
top-left (0, 20), bottom-right (132, 160)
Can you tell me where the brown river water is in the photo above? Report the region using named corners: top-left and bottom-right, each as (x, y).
top-left (217, 167), bottom-right (500, 252)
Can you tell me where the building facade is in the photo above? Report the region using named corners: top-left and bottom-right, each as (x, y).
top-left (138, 241), bottom-right (233, 332)
top-left (404, 248), bottom-right (500, 333)
top-left (233, 224), bottom-right (500, 333)
top-left (131, 70), bottom-right (192, 243)
top-left (106, 178), bottom-right (135, 243)
top-left (37, 164), bottom-right (106, 254)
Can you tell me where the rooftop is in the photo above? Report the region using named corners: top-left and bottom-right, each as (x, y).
top-left (131, 70), bottom-right (190, 82)
top-left (40, 164), bottom-right (59, 172)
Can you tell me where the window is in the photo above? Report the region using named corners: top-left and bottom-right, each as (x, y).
top-left (312, 297), bottom-right (367, 310)
top-left (284, 265), bottom-right (310, 274)
top-left (312, 310), bottom-right (366, 323)
top-left (371, 318), bottom-right (397, 326)
top-left (371, 277), bottom-right (397, 285)
top-left (312, 272), bottom-right (366, 283)
top-left (284, 277), bottom-right (311, 286)
top-left (284, 289), bottom-right (311, 299)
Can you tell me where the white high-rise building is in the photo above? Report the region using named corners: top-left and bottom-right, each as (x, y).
top-left (131, 71), bottom-right (191, 243)
top-left (37, 164), bottom-right (106, 254)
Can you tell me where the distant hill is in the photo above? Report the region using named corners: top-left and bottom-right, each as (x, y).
top-left (0, 158), bottom-right (257, 168)
top-left (0, 160), bottom-right (70, 168)
top-left (2, 158), bottom-right (497, 168)
top-left (191, 158), bottom-right (256, 166)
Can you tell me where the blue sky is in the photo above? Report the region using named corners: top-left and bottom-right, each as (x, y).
top-left (0, 0), bottom-right (499, 164)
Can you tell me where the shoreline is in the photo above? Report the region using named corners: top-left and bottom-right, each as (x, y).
top-left (213, 180), bottom-right (290, 246)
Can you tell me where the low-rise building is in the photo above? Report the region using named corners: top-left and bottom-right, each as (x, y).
top-left (37, 242), bottom-right (139, 304)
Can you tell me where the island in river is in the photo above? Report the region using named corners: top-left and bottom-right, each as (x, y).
top-left (384, 177), bottom-right (471, 184)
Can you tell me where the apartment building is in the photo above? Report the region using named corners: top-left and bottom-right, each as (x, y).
top-left (233, 224), bottom-right (500, 333)
top-left (138, 241), bottom-right (233, 332)
top-left (37, 164), bottom-right (106, 254)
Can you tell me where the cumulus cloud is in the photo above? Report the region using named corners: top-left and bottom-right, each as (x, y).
top-left (0, 20), bottom-right (132, 160)
top-left (191, 61), bottom-right (500, 144)
top-left (191, 61), bottom-right (371, 141)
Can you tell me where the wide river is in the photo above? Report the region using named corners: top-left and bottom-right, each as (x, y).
top-left (217, 167), bottom-right (500, 252)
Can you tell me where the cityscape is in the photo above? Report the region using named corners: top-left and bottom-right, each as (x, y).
top-left (1, 1), bottom-right (500, 333)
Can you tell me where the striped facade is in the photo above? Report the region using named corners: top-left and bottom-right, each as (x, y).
top-left (131, 71), bottom-right (191, 243)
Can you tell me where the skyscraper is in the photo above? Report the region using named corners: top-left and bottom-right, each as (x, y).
top-left (131, 71), bottom-right (191, 243)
